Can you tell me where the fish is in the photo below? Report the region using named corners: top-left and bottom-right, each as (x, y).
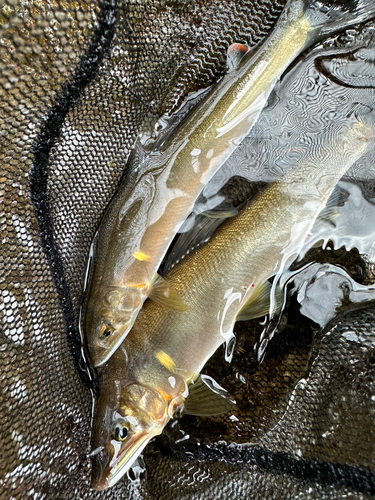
top-left (83, 0), bottom-right (375, 368)
top-left (90, 119), bottom-right (373, 490)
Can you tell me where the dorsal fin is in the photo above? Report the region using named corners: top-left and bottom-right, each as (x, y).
top-left (162, 204), bottom-right (238, 274)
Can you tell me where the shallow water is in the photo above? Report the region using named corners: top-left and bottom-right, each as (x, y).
top-left (292, 262), bottom-right (375, 328)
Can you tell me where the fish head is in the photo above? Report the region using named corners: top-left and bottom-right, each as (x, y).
top-left (85, 286), bottom-right (145, 367)
top-left (91, 381), bottom-right (177, 490)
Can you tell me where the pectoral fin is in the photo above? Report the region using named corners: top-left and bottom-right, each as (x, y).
top-left (237, 281), bottom-right (283, 321)
top-left (184, 374), bottom-right (235, 416)
top-left (149, 274), bottom-right (188, 311)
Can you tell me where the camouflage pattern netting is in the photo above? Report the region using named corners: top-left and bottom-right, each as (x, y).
top-left (1, 0), bottom-right (375, 498)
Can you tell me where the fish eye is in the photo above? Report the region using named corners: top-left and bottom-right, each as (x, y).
top-left (98, 324), bottom-right (114, 339)
top-left (114, 423), bottom-right (129, 441)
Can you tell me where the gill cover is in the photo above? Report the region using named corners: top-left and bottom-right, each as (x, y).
top-left (85, 286), bottom-right (144, 367)
top-left (85, 274), bottom-right (187, 368)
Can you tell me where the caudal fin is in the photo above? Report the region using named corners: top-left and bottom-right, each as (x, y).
top-left (305, 0), bottom-right (375, 38)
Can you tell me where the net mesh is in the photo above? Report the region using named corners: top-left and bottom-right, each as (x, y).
top-left (1, 0), bottom-right (375, 498)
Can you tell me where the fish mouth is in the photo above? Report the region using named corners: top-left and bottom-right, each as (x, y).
top-left (91, 432), bottom-right (153, 490)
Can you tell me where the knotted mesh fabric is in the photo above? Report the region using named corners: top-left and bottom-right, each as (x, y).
top-left (1, 0), bottom-right (375, 499)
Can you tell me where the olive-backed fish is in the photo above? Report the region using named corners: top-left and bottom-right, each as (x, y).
top-left (90, 119), bottom-right (373, 490)
top-left (83, 0), bottom-right (375, 367)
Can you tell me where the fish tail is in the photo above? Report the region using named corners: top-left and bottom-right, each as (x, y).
top-left (303, 0), bottom-right (375, 37)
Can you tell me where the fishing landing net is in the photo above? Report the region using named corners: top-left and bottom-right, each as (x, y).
top-left (1, 0), bottom-right (375, 498)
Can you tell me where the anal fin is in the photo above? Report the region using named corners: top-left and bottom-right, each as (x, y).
top-left (317, 184), bottom-right (348, 225)
top-left (237, 281), bottom-right (283, 321)
top-left (184, 374), bottom-right (235, 417)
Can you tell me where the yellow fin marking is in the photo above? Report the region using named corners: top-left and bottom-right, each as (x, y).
top-left (185, 372), bottom-right (198, 385)
top-left (129, 282), bottom-right (147, 289)
top-left (133, 251), bottom-right (149, 262)
top-left (155, 350), bottom-right (176, 372)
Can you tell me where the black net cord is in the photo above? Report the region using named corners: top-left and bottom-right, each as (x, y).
top-left (29, 0), bottom-right (117, 391)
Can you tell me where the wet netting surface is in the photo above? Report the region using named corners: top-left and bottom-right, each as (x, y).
top-left (1, 0), bottom-right (375, 498)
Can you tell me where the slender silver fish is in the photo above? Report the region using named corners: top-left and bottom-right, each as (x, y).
top-left (83, 0), bottom-right (375, 367)
top-left (90, 119), bottom-right (373, 490)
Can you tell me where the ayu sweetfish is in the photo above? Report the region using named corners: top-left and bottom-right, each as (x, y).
top-left (90, 119), bottom-right (373, 490)
top-left (83, 0), bottom-right (375, 368)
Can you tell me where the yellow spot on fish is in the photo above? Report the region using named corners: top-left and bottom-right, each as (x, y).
top-left (155, 350), bottom-right (176, 372)
top-left (130, 282), bottom-right (147, 289)
top-left (156, 387), bottom-right (173, 403)
top-left (133, 251), bottom-right (149, 262)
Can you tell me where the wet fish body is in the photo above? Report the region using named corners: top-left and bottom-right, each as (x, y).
top-left (91, 119), bottom-right (373, 490)
top-left (83, 0), bottom-right (375, 367)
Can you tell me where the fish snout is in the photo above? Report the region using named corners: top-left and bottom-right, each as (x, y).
top-left (91, 446), bottom-right (111, 491)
